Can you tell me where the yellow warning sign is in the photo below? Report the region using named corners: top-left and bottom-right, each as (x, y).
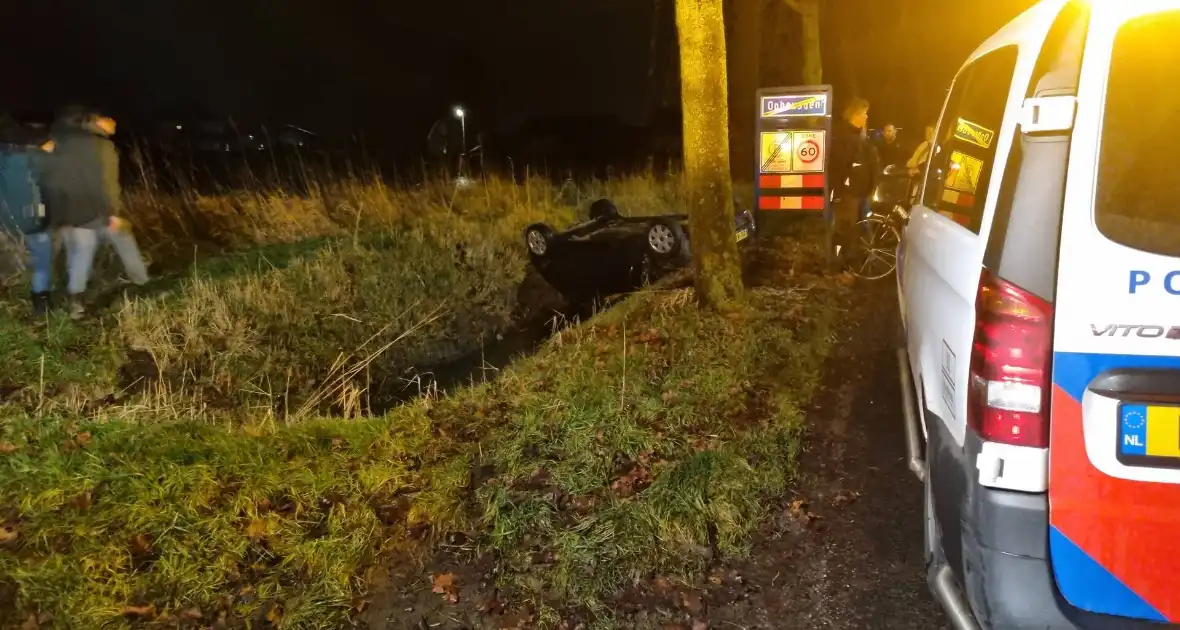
top-left (760, 132), bottom-right (793, 173)
top-left (944, 151), bottom-right (983, 195)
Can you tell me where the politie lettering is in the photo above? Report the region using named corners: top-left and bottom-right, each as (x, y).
top-left (1129, 270), bottom-right (1180, 295)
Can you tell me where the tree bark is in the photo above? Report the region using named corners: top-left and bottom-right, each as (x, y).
top-left (676, 0), bottom-right (744, 308)
top-left (782, 0), bottom-right (822, 85)
top-left (794, 0), bottom-right (823, 85)
top-left (727, 0), bottom-right (762, 183)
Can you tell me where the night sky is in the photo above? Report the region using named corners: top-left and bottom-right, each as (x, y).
top-left (0, 0), bottom-right (1035, 144)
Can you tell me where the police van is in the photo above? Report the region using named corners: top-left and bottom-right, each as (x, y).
top-left (897, 0), bottom-right (1180, 628)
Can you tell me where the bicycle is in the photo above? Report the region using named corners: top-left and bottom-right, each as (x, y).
top-left (849, 166), bottom-right (915, 280)
top-left (850, 202), bottom-right (909, 280)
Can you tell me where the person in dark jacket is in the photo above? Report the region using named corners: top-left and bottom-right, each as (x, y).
top-left (876, 124), bottom-right (905, 168)
top-left (39, 107), bottom-right (148, 319)
top-left (826, 97), bottom-right (872, 272)
top-left (0, 115), bottom-right (57, 315)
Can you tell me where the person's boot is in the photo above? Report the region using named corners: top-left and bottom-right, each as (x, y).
top-left (31, 292), bottom-right (50, 318)
top-left (67, 295), bottom-right (86, 321)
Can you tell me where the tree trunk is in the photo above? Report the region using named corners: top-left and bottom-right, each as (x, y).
top-left (760, 0), bottom-right (796, 87)
top-left (796, 0), bottom-right (822, 85)
top-left (727, 0), bottom-right (762, 183)
top-left (676, 0), bottom-right (744, 308)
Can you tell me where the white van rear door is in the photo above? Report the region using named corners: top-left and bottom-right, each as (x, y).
top-left (1049, 2), bottom-right (1180, 622)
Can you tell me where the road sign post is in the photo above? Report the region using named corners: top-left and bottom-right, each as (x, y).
top-left (753, 85), bottom-right (833, 228)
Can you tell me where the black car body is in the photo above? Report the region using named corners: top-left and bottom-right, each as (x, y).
top-left (524, 199), bottom-right (756, 302)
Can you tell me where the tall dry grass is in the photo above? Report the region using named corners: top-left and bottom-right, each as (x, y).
top-left (0, 170), bottom-right (683, 420)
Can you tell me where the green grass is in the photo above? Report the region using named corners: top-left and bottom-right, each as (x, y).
top-left (0, 270), bottom-right (845, 628)
top-left (0, 172), bottom-right (846, 628)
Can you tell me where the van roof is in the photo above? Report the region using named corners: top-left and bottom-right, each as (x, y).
top-left (962, 0), bottom-right (1071, 72)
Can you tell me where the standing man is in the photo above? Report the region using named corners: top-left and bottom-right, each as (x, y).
top-left (39, 107), bottom-right (149, 319)
top-left (876, 123), bottom-right (905, 168)
top-left (0, 116), bottom-right (56, 316)
top-left (827, 97), bottom-right (872, 272)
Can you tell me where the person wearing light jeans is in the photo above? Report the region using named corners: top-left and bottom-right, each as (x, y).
top-left (62, 217), bottom-right (149, 297)
top-left (38, 107), bottom-right (150, 318)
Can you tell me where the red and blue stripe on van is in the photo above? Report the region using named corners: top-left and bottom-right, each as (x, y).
top-left (1050, 351), bottom-right (1180, 622)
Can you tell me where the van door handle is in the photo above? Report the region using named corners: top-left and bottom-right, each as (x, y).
top-left (1088, 368), bottom-right (1180, 403)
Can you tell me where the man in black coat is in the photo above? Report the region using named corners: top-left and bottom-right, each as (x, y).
top-left (827, 97), bottom-right (872, 272)
top-left (39, 107), bottom-right (149, 318)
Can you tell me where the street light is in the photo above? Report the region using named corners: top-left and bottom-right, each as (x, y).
top-left (453, 106), bottom-right (467, 176)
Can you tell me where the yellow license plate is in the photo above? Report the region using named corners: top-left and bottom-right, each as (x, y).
top-left (1119, 403), bottom-right (1180, 467)
top-left (735, 229), bottom-right (748, 242)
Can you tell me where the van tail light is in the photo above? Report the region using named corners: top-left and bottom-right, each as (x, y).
top-left (968, 270), bottom-right (1054, 448)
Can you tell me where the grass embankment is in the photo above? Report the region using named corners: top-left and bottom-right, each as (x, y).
top-left (0, 175), bottom-right (691, 418)
top-left (0, 170), bottom-right (844, 628)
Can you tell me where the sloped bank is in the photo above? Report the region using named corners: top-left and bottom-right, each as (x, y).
top-left (0, 236), bottom-right (845, 629)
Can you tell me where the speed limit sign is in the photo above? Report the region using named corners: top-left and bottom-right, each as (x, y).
top-left (791, 131), bottom-right (825, 173)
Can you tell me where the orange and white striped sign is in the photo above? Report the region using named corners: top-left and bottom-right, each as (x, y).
top-left (759, 174), bottom-right (826, 190)
top-left (758, 195), bottom-right (826, 211)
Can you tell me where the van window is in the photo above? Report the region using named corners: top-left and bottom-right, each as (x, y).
top-left (922, 46), bottom-right (1019, 234)
top-left (1095, 11), bottom-right (1180, 257)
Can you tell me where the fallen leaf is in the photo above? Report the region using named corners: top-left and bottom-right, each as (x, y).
top-left (692, 621), bottom-right (708, 630)
top-left (72, 490), bottom-right (93, 511)
top-left (0, 524), bottom-right (18, 544)
top-left (179, 607), bottom-right (203, 620)
top-left (130, 533), bottom-right (153, 555)
top-left (680, 592), bottom-right (703, 614)
top-left (121, 604), bottom-right (156, 618)
top-left (245, 518), bottom-right (268, 541)
top-left (707, 575), bottom-right (723, 586)
top-left (74, 432), bottom-right (92, 447)
top-left (266, 604), bottom-right (283, 624)
top-left (431, 573), bottom-right (458, 603)
top-left (0, 442), bottom-right (17, 454)
top-left (610, 464), bottom-right (652, 498)
top-left (789, 499), bottom-right (808, 517)
top-left (832, 491), bottom-right (858, 506)
top-left (351, 598), bottom-right (368, 613)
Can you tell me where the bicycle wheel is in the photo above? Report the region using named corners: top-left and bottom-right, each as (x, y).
top-left (852, 215), bottom-right (900, 280)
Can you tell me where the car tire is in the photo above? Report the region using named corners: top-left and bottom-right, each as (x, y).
top-left (645, 218), bottom-right (686, 261)
top-left (589, 198), bottom-right (620, 223)
top-left (524, 223), bottom-right (557, 258)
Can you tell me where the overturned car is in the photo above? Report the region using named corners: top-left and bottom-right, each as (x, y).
top-left (523, 198), bottom-right (755, 303)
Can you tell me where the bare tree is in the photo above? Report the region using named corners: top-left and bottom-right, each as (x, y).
top-left (676, 0), bottom-right (744, 308)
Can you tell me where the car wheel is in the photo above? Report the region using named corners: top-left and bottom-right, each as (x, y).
top-left (589, 198), bottom-right (620, 223)
top-left (645, 218), bottom-right (685, 261)
top-left (524, 223), bottom-right (557, 258)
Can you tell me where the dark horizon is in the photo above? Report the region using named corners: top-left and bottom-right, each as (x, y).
top-left (0, 0), bottom-right (1035, 148)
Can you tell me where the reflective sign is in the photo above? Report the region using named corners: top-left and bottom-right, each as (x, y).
top-left (954, 118), bottom-right (995, 149)
top-left (945, 151), bottom-right (983, 194)
top-left (761, 93), bottom-right (830, 118)
top-left (759, 132), bottom-right (793, 173)
top-left (791, 131), bottom-right (826, 173)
